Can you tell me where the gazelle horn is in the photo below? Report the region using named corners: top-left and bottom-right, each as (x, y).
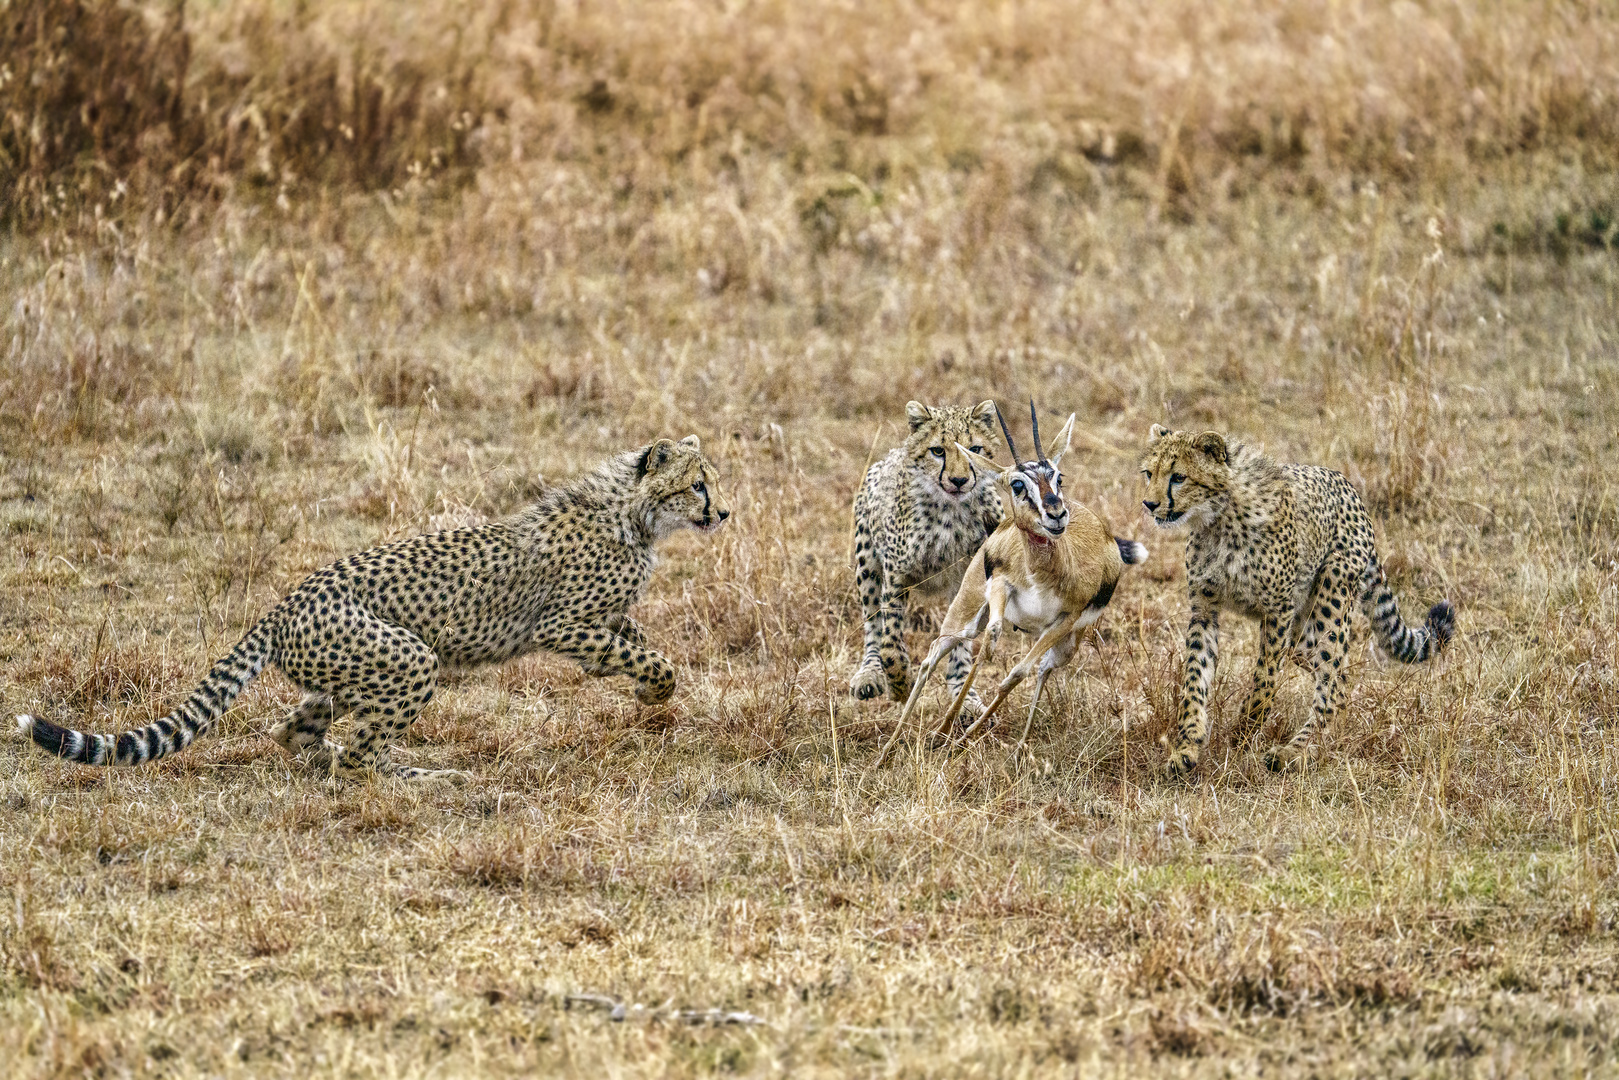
top-left (1030, 399), bottom-right (1048, 465)
top-left (994, 402), bottom-right (1020, 465)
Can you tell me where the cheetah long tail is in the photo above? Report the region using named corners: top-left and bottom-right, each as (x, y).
top-left (15, 621), bottom-right (275, 767)
top-left (1359, 556), bottom-right (1455, 664)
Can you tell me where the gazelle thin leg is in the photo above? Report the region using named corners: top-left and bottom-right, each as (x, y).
top-left (954, 673), bottom-right (1022, 743)
top-left (1016, 669), bottom-right (1053, 749)
top-left (1016, 633), bottom-right (1077, 750)
top-left (871, 635), bottom-right (956, 769)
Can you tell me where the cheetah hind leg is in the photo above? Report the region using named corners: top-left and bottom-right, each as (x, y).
top-left (327, 703), bottom-right (469, 785)
top-left (941, 641), bottom-right (985, 729)
top-left (268, 691), bottom-right (344, 760)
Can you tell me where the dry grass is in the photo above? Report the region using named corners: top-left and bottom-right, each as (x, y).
top-left (3, 1), bottom-right (1619, 1076)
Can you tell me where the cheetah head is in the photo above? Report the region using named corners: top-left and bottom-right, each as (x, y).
top-left (1139, 424), bottom-right (1230, 529)
top-left (637, 435), bottom-right (731, 538)
top-left (903, 400), bottom-right (999, 500)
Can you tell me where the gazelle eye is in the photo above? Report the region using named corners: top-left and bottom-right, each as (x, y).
top-left (930, 447), bottom-right (946, 458)
top-left (1010, 479), bottom-right (1025, 495)
top-left (969, 445), bottom-right (985, 455)
top-left (1170, 473), bottom-right (1186, 484)
top-left (693, 480), bottom-right (706, 493)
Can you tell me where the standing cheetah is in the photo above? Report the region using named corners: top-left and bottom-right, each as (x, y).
top-left (17, 436), bottom-right (729, 780)
top-left (850, 401), bottom-right (1003, 716)
top-left (1140, 425), bottom-right (1455, 777)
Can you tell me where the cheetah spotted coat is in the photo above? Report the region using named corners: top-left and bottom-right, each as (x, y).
top-left (849, 401), bottom-right (1003, 715)
top-left (1140, 426), bottom-right (1454, 777)
top-left (18, 437), bottom-right (729, 779)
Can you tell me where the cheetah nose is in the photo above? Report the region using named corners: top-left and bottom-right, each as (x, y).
top-left (949, 476), bottom-right (969, 490)
top-left (1142, 500), bottom-right (1160, 512)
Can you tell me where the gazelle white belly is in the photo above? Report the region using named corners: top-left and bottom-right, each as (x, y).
top-left (1004, 586), bottom-right (1065, 632)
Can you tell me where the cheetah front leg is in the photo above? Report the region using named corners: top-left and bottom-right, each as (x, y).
top-left (1231, 613), bottom-right (1286, 750)
top-left (849, 519), bottom-right (895, 702)
top-left (1164, 600), bottom-right (1220, 779)
top-left (541, 624), bottom-right (677, 704)
top-left (1266, 571), bottom-right (1355, 772)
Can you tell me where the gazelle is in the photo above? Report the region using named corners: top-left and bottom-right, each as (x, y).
top-left (873, 403), bottom-right (1147, 766)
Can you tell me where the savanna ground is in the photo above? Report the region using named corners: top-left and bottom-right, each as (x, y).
top-left (2, 1), bottom-right (1617, 1075)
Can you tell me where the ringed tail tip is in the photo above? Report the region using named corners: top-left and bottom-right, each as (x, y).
top-left (1426, 600), bottom-right (1456, 650)
top-left (1118, 539), bottom-right (1149, 565)
top-left (15, 714), bottom-right (33, 737)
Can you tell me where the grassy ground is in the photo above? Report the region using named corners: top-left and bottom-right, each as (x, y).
top-left (3, 2), bottom-right (1619, 1076)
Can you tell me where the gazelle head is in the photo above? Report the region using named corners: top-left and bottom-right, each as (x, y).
top-left (959, 401), bottom-right (1076, 540)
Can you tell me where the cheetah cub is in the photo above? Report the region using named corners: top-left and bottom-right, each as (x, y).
top-left (850, 401), bottom-right (1002, 717)
top-left (1140, 425), bottom-right (1454, 777)
top-left (17, 437), bottom-right (730, 780)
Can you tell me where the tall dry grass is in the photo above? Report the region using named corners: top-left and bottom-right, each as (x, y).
top-left (2, 1), bottom-right (1618, 1076)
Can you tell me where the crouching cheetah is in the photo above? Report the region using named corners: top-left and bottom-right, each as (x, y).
top-left (1140, 425), bottom-right (1455, 777)
top-left (17, 436), bottom-right (730, 780)
top-left (850, 401), bottom-right (1002, 717)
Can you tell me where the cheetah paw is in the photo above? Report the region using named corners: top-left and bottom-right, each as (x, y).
top-left (1262, 743), bottom-right (1316, 773)
top-left (951, 693), bottom-right (986, 730)
top-left (849, 665), bottom-right (888, 702)
top-left (1162, 750), bottom-right (1200, 780)
top-left (635, 683), bottom-right (675, 706)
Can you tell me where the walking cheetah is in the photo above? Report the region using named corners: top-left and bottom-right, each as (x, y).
top-left (1140, 425), bottom-right (1455, 777)
top-left (850, 401), bottom-right (1002, 717)
top-left (17, 436), bottom-right (730, 780)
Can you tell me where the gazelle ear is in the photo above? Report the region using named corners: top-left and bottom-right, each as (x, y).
top-left (955, 442), bottom-right (1002, 478)
top-left (1047, 413), bottom-right (1077, 466)
top-left (905, 401), bottom-right (932, 432)
top-left (1148, 423), bottom-right (1172, 443)
top-left (679, 434), bottom-right (701, 449)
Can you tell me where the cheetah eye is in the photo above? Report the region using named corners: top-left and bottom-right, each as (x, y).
top-left (1142, 470), bottom-right (1153, 480)
top-left (692, 480), bottom-right (706, 494)
top-left (929, 447), bottom-right (946, 458)
top-left (1170, 473), bottom-right (1186, 485)
top-left (969, 445), bottom-right (985, 455)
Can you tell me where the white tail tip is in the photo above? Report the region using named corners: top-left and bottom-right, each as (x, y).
top-left (15, 715), bottom-right (34, 737)
top-left (1120, 540), bottom-right (1149, 565)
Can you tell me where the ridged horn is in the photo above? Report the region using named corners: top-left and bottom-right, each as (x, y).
top-left (1030, 399), bottom-right (1048, 465)
top-left (994, 402), bottom-right (1020, 465)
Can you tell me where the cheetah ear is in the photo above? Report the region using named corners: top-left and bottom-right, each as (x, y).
top-left (904, 401), bottom-right (932, 432)
top-left (679, 434), bottom-right (701, 450)
top-left (1046, 413), bottom-right (1077, 467)
top-left (1193, 431), bottom-right (1229, 464)
top-left (1148, 423), bottom-right (1172, 443)
top-left (636, 438), bottom-right (677, 479)
top-left (971, 399), bottom-right (996, 427)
